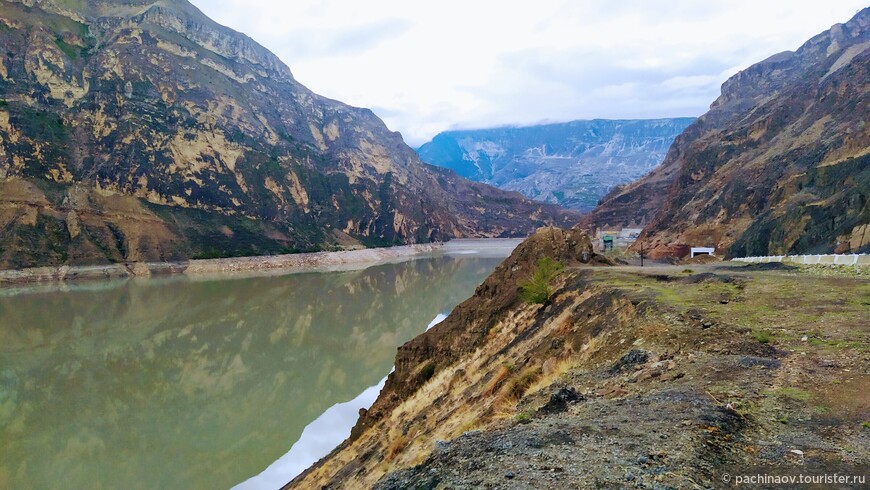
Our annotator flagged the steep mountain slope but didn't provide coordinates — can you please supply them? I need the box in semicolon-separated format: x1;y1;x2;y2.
288;229;870;488
581;9;870;258
416;118;694;212
0;0;576;268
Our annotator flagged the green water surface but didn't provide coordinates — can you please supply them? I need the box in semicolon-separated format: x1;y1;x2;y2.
0;255;503;489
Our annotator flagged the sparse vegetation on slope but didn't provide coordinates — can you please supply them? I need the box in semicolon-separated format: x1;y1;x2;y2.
0;0;576;268
582;8;870;259
518;257;564;304
288;230;869;489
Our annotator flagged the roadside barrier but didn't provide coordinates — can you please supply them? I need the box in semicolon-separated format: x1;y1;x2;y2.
732;254;869;266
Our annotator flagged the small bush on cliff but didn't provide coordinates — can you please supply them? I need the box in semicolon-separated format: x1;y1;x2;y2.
519;257;564;304
417;361;437;383
515;410;534;424
385;433;408;461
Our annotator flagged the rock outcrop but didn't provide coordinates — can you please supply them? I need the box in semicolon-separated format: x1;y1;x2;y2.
416;118;694;212
287;230;870;489
0;0;576;268
581;9;870;258
354;227;602;436
288;227;612;487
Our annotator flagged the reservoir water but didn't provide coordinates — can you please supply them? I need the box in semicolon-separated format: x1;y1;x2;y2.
0;241;516;489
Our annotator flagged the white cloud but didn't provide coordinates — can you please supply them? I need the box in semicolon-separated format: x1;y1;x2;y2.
189;0;868;146
661;75;720;92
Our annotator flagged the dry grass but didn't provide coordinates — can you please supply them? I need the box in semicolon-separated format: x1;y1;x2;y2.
385;433;409;461
526;356;580;395
488;365;550;420
504;367;543;401
298;264;870;489
491;396;523;421
483;363;514;396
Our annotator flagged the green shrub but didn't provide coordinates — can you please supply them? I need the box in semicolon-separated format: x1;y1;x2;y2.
515;410;533;424
753;330;772;344
519;257;564;304
54;37;86;60
418;361;436;383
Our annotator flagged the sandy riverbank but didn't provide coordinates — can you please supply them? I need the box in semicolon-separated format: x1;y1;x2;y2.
0;239;524;287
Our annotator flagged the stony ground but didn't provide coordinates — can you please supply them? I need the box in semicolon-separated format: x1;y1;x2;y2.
372;263;870;489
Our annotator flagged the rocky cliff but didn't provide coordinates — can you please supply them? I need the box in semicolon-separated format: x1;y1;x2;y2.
416;118;694;212
581;9;870;258
0;0;576;268
287;229;870;488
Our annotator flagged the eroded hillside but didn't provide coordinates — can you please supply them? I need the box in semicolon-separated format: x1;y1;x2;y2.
581;8;870;259
0;0;576;268
289;229;869;489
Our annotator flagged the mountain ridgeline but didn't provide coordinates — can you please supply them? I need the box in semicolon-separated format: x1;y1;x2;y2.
285;14;870;487
582;8;870;258
416;118;694;212
0;0;576;269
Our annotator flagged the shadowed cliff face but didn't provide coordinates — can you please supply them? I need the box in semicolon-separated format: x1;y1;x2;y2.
581;8;870;258
0;0;577;268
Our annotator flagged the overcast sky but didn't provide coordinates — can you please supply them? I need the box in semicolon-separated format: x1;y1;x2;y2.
189;1;867;146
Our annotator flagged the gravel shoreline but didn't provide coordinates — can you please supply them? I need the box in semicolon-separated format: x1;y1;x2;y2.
0;243;443;287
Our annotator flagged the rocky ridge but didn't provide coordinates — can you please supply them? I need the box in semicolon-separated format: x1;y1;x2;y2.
581;9;870;259
287;228;869;489
0;0;576;268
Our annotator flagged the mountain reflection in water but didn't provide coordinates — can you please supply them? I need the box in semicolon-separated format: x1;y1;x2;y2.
0;254;505;489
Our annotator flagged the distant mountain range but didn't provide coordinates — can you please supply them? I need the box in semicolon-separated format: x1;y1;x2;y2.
415;118;695;211
0;0;575;269
581;7;870;258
